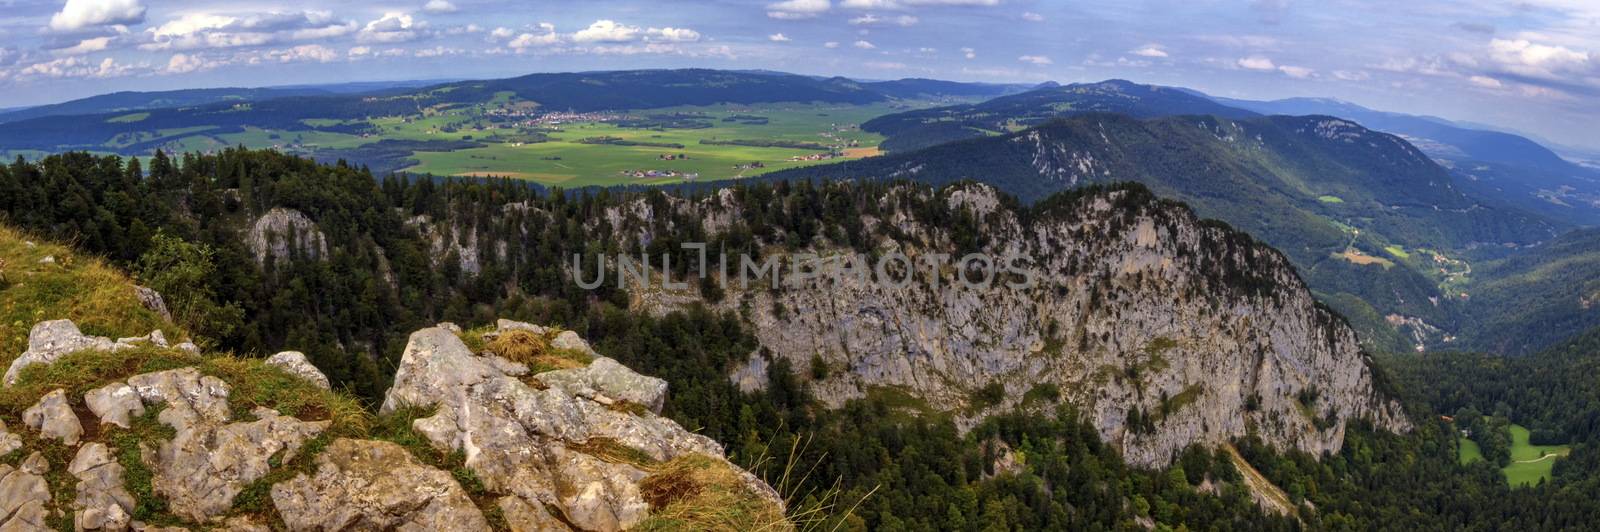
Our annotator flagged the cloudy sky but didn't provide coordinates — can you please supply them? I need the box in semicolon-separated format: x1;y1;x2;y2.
1;0;1597;149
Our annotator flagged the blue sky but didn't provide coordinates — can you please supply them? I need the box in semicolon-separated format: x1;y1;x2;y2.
1;0;1597;149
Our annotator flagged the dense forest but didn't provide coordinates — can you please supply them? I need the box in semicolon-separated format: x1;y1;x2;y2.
5;148;1600;529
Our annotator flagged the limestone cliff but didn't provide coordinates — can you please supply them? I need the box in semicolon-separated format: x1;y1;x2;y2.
623;183;1412;466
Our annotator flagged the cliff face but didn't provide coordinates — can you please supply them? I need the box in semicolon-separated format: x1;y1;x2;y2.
626;183;1411;466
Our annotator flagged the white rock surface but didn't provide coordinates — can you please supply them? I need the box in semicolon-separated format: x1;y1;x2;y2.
85;382;146;429
69;442;136;531
271;438;491;531
23;388;83;445
264;351;331;390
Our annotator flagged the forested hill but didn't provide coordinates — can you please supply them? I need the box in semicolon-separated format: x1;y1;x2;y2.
0;87;336;124
764;113;1562;353
862;79;1261;152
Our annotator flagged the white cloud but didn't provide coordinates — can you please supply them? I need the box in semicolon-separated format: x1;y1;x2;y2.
1277;65;1315;78
853;40;876;49
769;33;791;42
1018;54;1052;65
961;46;975;59
1486;38;1592;79
1236;56;1276;70
423;0;458;14
865;60;907;69
1470;75;1504;88
508;28;561;49
252;44;339;63
54;36;114;56
1331;69;1370;81
165;53;206;73
841;0;999;7
573;20;639;43
646;27;701;42
768;0;831;19
850;14;918;26
1021;11;1044;22
141;11;356;51
359;12;427;44
50;0;146;32
19;55;135;79
490;27;516;40
824;41;840;48
1130;45;1168;58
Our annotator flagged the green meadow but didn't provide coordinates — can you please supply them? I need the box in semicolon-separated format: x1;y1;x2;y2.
1458;423;1570;487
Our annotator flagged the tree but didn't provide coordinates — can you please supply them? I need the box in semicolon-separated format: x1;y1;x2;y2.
136;231;244;347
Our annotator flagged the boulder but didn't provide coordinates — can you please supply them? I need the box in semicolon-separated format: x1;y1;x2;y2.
134;286;173;322
270;438;490;531
536;357;669;414
5;320;115;385
264;351;331;390
23;388;83;445
70;442;136;531
550;330;597;356
0;458;51;531
0;420;22;456
85;382;146;429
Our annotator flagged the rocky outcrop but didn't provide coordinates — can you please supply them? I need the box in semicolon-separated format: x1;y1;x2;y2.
69;443;136;531
382;320;784;532
265;351;331;390
23;389;82;445
5;320;172;385
134;286;172;322
271;438;491;531
247;207;329;265
0;316;783;531
0;453;51;531
633;183;1411;466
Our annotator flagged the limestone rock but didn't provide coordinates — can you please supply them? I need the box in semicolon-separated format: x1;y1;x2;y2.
144;406;328;522
270;438;490;531
5;320;115;385
70;442;136;531
0;420;22;456
23;388;83;445
383;325;785;532
247;207;328;265
550;330;597;356
0;460;51;531
264;351;331;390
85;382;146;429
134;286;173;322
536;357;669;414
498;496;570;532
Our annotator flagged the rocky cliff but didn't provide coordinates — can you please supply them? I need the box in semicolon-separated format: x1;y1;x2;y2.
0;318;783;531
621;183;1411;466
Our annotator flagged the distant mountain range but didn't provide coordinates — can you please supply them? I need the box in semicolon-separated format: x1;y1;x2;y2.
862;79;1258;152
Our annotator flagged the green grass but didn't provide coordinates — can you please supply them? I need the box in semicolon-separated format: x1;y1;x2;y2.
1503;424;1570;487
1384;245;1411;259
1316;195;1345;204
107;112;150;123
1457;436;1483;465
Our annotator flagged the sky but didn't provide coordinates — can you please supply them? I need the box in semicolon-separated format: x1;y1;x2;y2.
0;0;1597;149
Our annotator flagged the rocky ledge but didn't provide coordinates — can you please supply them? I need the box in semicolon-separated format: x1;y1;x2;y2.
0;318;784;531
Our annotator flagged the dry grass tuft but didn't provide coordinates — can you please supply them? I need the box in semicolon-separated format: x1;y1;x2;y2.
636;454;792;532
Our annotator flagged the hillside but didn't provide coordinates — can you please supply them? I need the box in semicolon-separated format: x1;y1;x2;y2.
1455;228;1600;355
862;79;1260;152
765;113;1562;352
0;224;787;531
1212;95;1600;225
0;87;336;124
